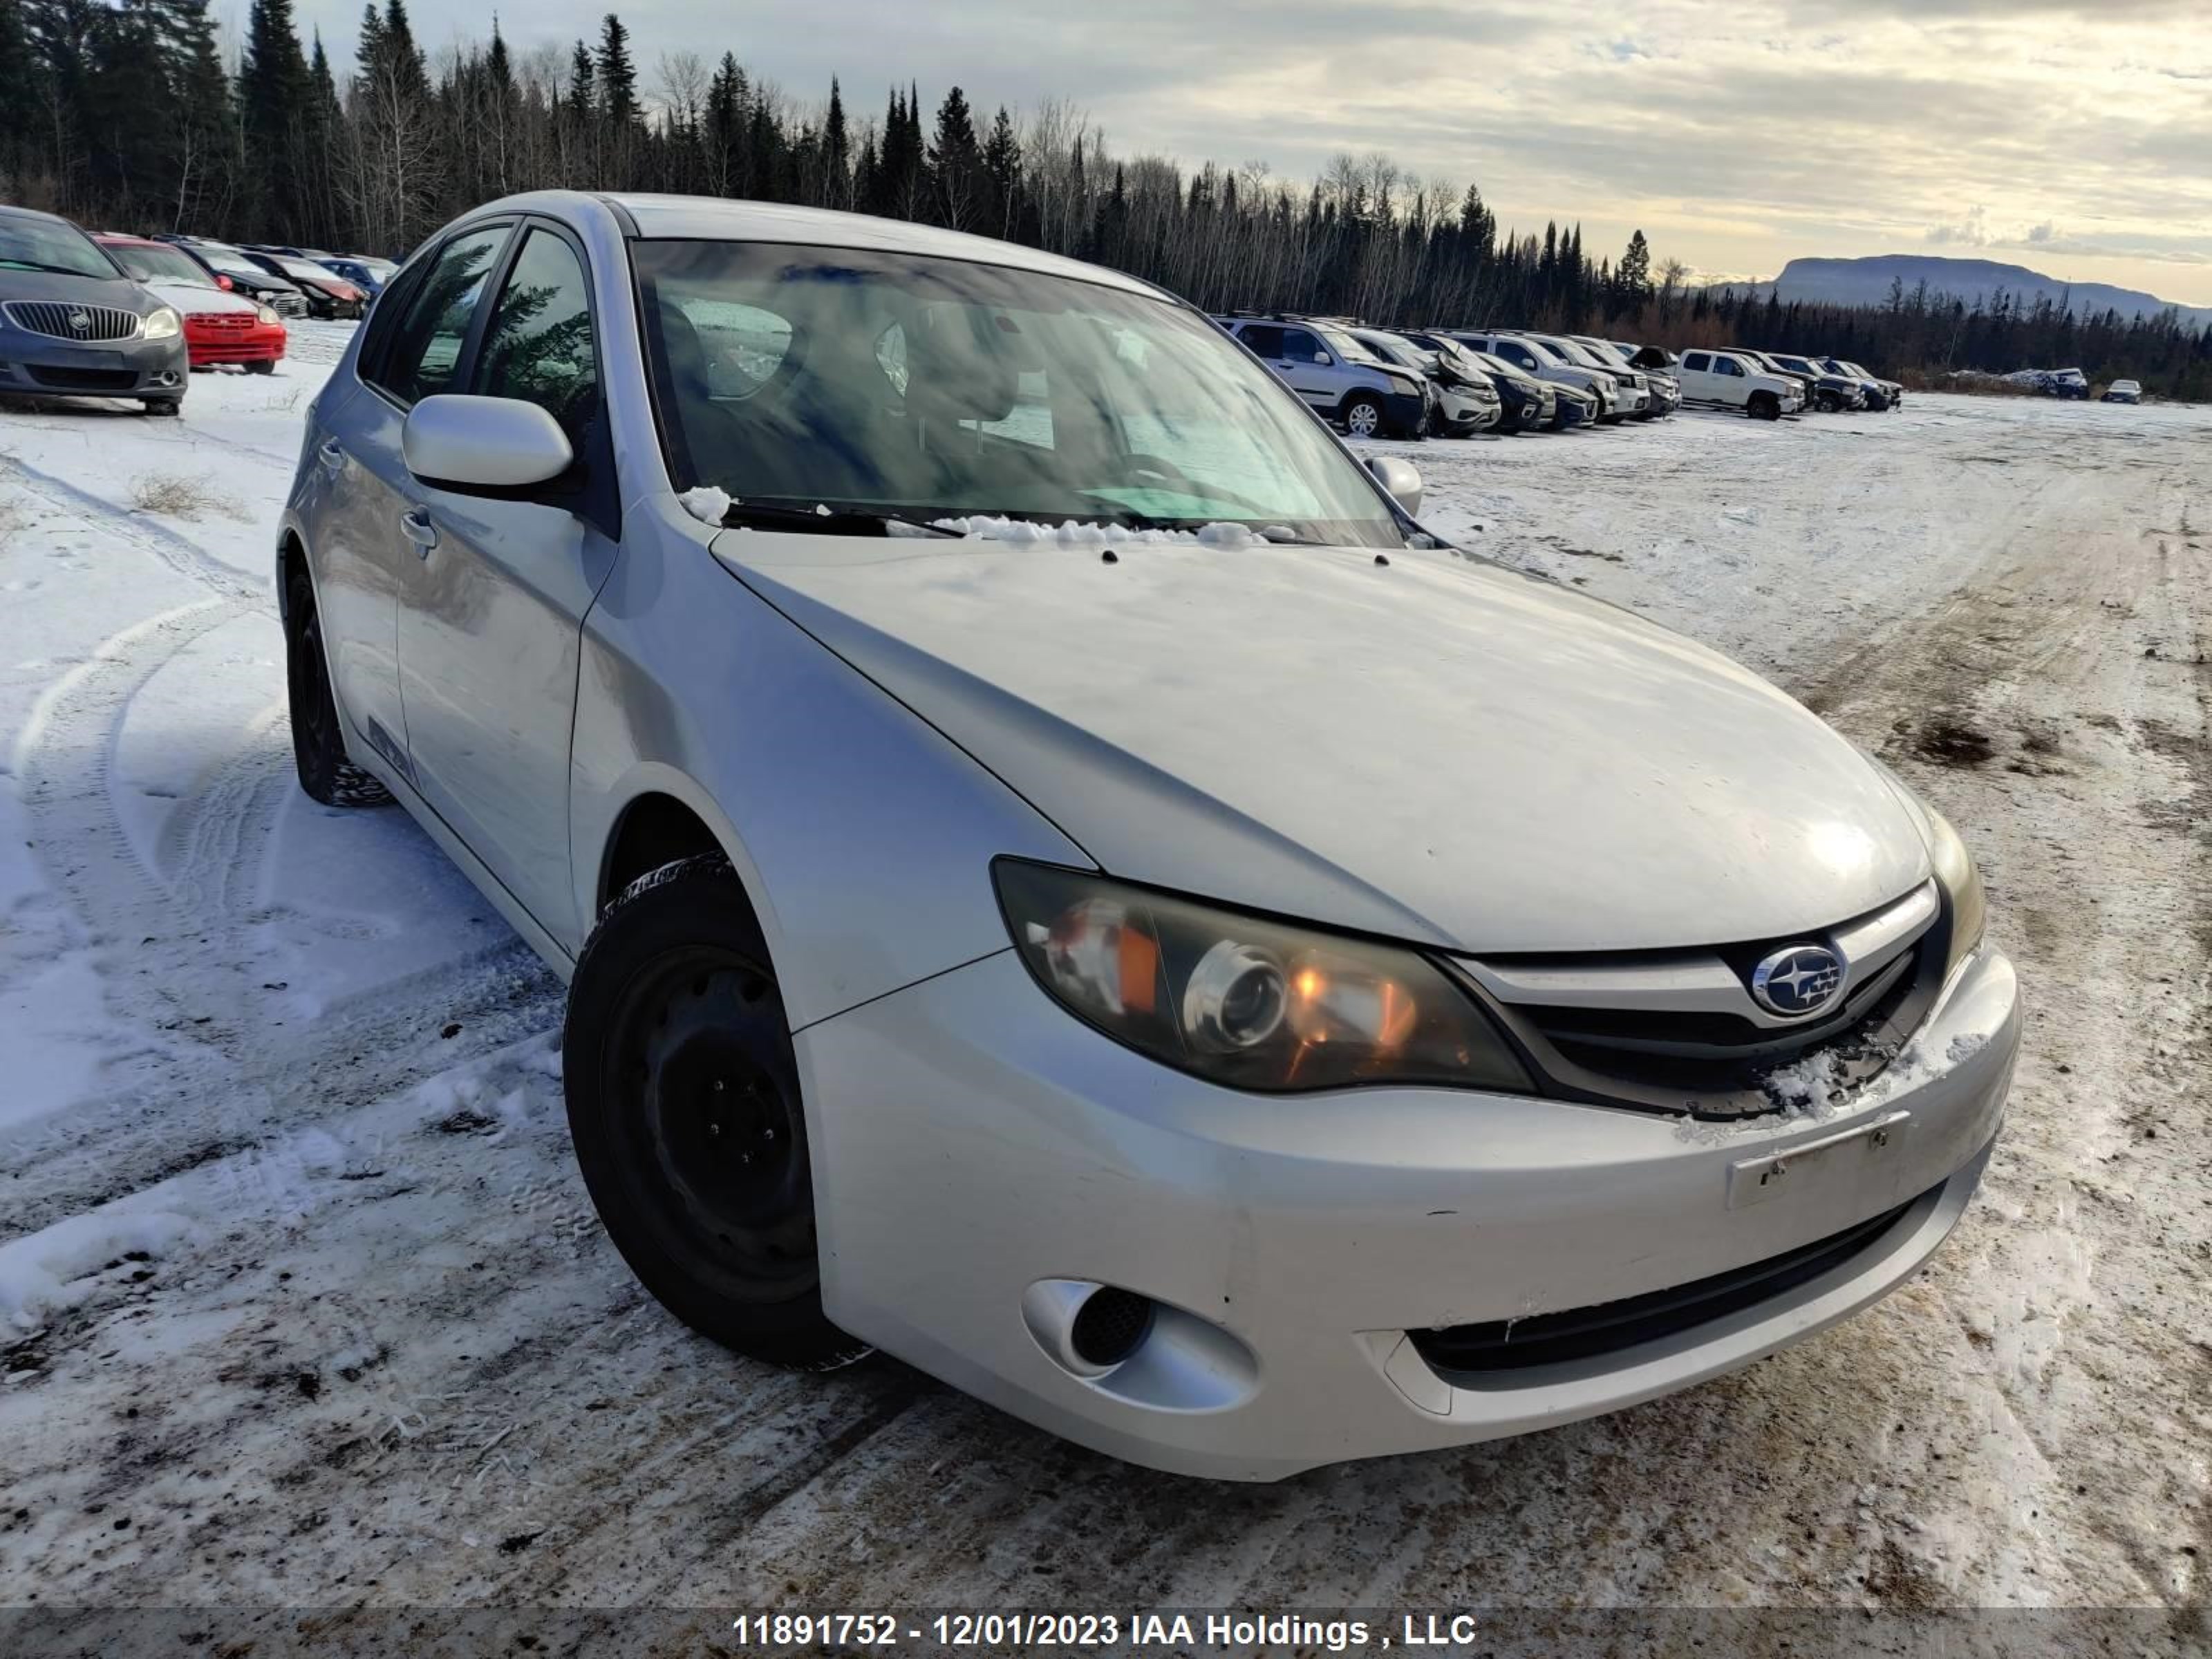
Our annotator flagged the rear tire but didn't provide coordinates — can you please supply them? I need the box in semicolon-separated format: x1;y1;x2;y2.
246;360;276;376
285;565;393;808
564;854;871;1371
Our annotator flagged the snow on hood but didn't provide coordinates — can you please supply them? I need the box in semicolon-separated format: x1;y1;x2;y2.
715;534;1931;954
141;276;259;317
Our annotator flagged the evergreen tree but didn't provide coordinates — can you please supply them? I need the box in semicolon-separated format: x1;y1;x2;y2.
928;84;982;230
982;104;1020;238
1619;228;1651;301
821;77;850;206
238;0;315;227
595;12;639;128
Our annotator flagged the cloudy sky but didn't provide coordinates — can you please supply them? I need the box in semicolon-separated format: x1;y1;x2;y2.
290;0;2212;304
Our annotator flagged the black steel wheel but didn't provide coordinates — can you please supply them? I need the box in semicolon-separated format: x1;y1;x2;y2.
564;854;870;1370
285;566;393;807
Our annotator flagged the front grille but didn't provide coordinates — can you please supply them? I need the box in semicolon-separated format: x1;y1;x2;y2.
1454;886;1949;1118
26;364;137;391
1409;1192;1923;1375
3;301;142;341
193;312;254;331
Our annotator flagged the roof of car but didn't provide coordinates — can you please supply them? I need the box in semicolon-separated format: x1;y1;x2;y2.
0;203;76;227
467;191;1168;300
93;233;165;247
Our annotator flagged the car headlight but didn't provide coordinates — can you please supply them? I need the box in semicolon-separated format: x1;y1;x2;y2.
256;304;280;326
140;306;181;340
1927;812;1987;982
994;861;1529;1094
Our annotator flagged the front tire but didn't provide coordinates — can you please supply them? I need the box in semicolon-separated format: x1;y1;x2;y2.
141;398;182;418
246;359;276;376
1341;394;1385;439
1748;391;1781;421
285;565;393;807
563;854;870;1371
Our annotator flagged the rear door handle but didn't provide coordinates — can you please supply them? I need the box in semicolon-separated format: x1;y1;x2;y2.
400;509;439;554
317;440;344;473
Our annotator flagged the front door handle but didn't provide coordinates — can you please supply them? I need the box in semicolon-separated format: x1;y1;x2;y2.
317;440;344;473
400;509;439;554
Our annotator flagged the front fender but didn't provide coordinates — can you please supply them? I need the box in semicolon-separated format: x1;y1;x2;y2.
568;498;1089;1030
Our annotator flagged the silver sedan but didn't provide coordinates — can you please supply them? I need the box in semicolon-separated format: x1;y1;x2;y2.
277;191;2018;1480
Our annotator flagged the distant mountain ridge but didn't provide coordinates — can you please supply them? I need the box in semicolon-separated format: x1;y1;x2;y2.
1748;255;2212;330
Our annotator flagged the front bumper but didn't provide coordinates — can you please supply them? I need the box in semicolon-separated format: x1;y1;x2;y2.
800;941;2019;1480
0;323;189;400
185;315;286;368
1434;389;1501;433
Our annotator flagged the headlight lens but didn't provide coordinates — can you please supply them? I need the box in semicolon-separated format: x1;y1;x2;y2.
256;304;280;326
995;861;1528;1094
140;306;181;340
1928;812;1987;982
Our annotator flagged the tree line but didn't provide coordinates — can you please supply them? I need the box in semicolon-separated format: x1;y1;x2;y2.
3;0;2204;398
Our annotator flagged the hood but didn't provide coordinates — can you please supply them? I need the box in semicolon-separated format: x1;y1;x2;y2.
717;532;1931;954
142;277;257;316
0;267;147;308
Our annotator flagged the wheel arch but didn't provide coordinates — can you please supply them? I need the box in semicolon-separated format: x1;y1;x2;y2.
583;765;774;962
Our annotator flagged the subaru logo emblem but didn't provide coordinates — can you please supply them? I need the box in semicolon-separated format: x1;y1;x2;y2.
67;310;91;332
1750;944;1844;1017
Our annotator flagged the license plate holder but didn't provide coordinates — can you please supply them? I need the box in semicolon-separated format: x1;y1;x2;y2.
1727;1109;1911;1210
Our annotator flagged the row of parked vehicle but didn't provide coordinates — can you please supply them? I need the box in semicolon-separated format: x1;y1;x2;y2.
1211;311;1902;438
0;203;391;413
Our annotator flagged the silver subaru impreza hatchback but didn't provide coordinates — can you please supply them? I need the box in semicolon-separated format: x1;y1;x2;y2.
279;191;2018;1480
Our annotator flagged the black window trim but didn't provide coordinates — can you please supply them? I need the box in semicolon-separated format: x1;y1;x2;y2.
359;216;520;412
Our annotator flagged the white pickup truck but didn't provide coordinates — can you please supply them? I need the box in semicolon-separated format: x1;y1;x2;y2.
1674;349;1806;420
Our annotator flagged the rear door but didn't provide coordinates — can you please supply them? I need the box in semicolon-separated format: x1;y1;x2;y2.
391;220;619;946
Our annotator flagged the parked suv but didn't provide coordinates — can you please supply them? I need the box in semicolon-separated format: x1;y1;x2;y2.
280;191;2016;1482
0;205;188;413
1215;312;1430;437
1759;351;1866;413
1674;348;1806;420
1821;357;1903;411
1522;332;1654;419
1349;326;1501;436
1448;331;1623;422
1400;330;1559;432
1575;336;1679;417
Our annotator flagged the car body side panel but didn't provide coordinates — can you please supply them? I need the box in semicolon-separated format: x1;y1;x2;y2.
566;496;1091;1029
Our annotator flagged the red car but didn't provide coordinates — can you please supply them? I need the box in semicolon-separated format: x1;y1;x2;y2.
95;234;288;373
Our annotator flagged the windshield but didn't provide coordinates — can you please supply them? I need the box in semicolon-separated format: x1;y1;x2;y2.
106;242;216;288
195;245;270;280
635;241;1406;549
275;256;335;283
1546;337;1610;369
1575;339;1630;368
0;215;120;279
1353;331;1428;372
1511;335;1566;366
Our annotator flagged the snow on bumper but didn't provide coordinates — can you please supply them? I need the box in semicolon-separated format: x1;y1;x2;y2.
800;945;2017;1480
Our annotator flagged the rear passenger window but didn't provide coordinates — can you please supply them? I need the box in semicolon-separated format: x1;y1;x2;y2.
1238;324;1284;358
473;229;599;444
372;226;509;405
1683;353;1709;371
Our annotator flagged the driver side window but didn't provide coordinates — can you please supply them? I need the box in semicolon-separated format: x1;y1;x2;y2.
472;228;599;445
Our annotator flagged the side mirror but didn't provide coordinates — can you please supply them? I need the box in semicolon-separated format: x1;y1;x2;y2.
1366;455;1423;518
215;274;233;290
402;394;574;491
1312;351;1333;365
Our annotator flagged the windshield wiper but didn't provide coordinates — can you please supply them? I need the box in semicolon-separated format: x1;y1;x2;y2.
718;500;963;538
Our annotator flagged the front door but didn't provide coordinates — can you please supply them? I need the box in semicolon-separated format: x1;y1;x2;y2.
391;223;619;946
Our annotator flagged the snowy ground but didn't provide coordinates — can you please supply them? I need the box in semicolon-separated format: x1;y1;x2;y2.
0;343;2206;1643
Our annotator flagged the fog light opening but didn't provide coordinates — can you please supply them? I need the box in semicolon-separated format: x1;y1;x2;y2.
1070;1286;1154;1369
